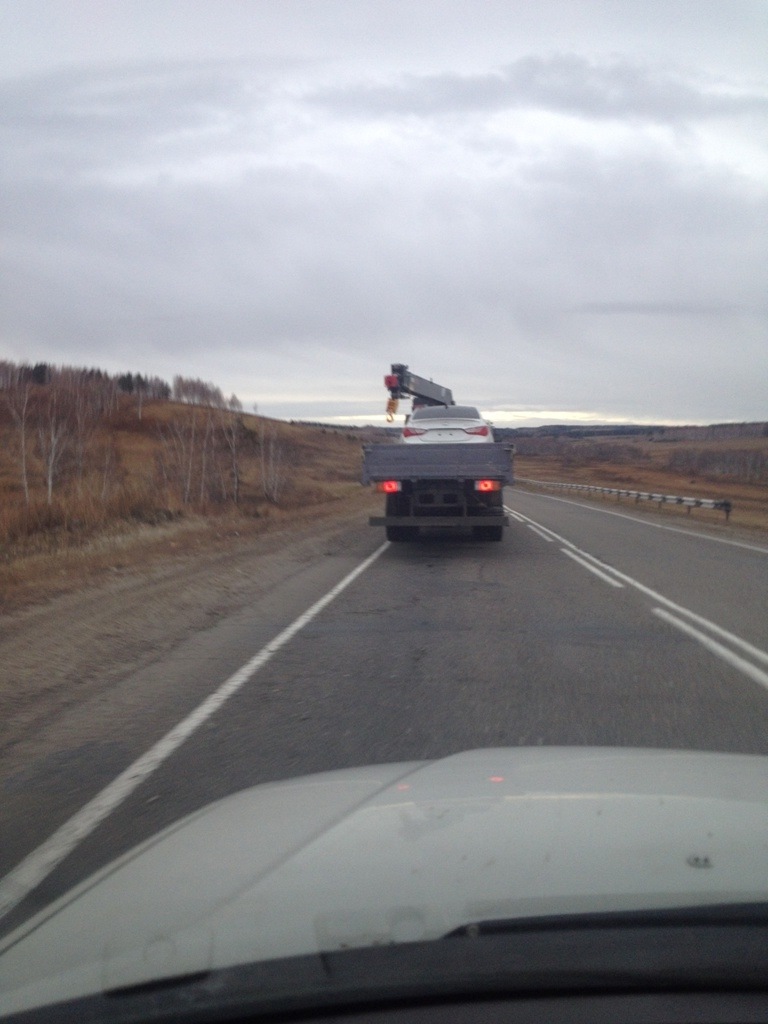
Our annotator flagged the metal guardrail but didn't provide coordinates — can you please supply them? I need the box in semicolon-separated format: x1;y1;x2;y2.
516;478;732;521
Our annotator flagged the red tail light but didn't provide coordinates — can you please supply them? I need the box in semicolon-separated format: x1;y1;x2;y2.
474;479;502;492
402;426;427;437
376;480;402;493
463;425;489;436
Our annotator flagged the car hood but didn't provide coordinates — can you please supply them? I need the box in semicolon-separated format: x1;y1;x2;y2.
2;746;768;1013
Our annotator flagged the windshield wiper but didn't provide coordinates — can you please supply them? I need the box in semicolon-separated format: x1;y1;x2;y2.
445;901;768;939
8;905;768;1023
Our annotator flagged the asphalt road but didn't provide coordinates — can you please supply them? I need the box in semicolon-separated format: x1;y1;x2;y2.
2;487;768;937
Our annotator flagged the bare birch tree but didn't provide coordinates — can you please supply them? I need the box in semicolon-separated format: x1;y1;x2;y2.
36;384;71;505
219;394;243;505
68;374;101;495
198;409;215;505
6;379;32;506
260;419;287;504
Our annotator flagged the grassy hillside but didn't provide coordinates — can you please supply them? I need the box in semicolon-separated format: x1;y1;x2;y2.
0;394;382;551
2;385;766;612
0;391;387;610
513;428;768;532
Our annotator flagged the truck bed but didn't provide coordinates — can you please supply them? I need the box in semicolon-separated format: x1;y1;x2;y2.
361;442;514;485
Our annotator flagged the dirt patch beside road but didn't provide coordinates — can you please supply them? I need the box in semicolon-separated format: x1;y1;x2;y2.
0;490;380;761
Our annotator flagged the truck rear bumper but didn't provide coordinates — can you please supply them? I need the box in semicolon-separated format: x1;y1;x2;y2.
369;514;509;528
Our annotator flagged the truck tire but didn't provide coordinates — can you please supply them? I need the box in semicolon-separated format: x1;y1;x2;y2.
385;494;417;541
386;525;418;542
473;524;504;542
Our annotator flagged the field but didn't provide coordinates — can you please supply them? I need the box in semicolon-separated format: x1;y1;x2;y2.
513;430;768;533
1;396;766;613
0;396;380;611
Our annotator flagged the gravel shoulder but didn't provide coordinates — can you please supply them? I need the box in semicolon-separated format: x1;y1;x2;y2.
0;493;379;763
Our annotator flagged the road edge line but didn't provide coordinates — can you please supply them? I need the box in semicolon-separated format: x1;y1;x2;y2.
0;541;390;924
652;608;768;692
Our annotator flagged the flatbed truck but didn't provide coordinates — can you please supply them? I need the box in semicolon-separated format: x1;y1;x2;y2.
362;365;514;541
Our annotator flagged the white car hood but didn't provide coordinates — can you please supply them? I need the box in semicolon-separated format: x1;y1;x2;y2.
2;746;768;1013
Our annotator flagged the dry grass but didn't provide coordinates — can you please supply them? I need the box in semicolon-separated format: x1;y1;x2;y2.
0;401;382;612
516;434;768;534
2;407;766;612
0;403;368;543
0;488;380;614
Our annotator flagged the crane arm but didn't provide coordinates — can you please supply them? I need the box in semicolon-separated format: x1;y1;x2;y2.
383;363;454;421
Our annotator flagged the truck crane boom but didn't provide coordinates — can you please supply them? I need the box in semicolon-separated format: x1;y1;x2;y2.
384;363;454;414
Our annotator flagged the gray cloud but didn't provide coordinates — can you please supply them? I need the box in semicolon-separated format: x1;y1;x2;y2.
1;6;766;425
310;54;768;123
0;60;281;183
573;302;764;316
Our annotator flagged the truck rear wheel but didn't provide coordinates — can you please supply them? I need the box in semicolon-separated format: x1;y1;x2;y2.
386;525;418;541
473;524;504;542
385;494;417;541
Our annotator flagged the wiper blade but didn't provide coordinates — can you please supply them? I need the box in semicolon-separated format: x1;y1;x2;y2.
9;919;768;1024
445;902;768;938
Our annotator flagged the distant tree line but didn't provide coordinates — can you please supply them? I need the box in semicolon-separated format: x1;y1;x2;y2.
499;421;768;443
496;424;656;441
0;361;171;400
171;375;226;407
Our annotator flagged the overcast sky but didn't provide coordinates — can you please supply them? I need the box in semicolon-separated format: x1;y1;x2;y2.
1;1;766;426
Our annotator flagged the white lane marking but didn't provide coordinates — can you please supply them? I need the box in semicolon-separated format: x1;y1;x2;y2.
653;608;768;692
527;524;555;542
561;549;624;588
571;548;768;670
0;542;391;924
506;505;554;540
508;507;768;682
513;489;768;555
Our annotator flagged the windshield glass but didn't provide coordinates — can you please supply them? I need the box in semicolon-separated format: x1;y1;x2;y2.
1;1;767;1018
412;406;483;420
